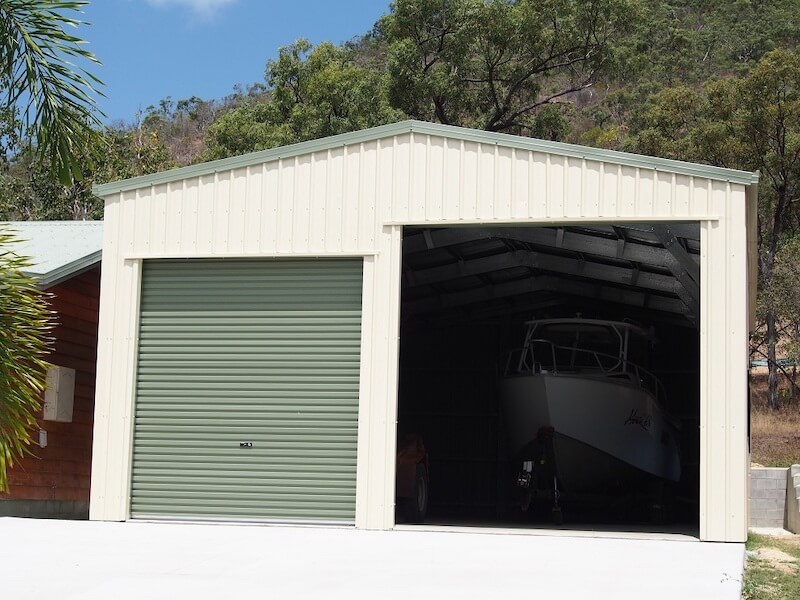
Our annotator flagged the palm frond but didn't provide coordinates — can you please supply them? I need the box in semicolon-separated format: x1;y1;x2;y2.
0;225;54;492
0;0;104;184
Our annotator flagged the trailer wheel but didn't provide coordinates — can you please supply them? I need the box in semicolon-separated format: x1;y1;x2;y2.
403;464;428;523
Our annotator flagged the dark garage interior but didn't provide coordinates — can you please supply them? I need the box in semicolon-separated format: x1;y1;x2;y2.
396;224;701;534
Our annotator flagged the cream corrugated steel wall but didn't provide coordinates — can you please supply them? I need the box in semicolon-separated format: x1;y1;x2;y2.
91;128;752;542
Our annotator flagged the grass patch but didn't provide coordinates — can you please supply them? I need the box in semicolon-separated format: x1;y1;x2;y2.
750;373;800;467
751;408;800;467
743;533;800;600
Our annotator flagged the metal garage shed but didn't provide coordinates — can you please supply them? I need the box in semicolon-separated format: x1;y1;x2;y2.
90;120;757;542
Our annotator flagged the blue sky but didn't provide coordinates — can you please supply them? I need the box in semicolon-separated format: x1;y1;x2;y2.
81;1;392;124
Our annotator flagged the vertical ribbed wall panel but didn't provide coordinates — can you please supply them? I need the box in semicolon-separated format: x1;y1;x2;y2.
113;133;740;264
130;258;363;522
92;124;755;538
386;134;736;223
354;225;404;529
699;185;750;542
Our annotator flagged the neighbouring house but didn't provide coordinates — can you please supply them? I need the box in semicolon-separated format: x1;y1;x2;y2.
89;121;757;542
0;221;102;519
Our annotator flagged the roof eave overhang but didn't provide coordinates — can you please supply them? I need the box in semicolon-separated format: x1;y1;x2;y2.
26;250;102;289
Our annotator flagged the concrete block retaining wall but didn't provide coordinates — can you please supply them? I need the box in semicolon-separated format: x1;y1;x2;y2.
788;466;800;534
750;465;800;532
750;468;787;528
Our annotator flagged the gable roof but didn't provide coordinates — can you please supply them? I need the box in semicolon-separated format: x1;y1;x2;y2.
1;221;103;288
93;120;758;197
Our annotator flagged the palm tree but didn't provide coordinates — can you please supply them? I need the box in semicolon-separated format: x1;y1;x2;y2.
0;228;53;492
0;0;103;184
0;1;101;491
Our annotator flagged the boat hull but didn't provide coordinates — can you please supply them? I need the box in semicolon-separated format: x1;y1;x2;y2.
499;373;681;491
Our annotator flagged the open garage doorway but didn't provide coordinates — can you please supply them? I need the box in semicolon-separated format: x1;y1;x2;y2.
395;224;701;537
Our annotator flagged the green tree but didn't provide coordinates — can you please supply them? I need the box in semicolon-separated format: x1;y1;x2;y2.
205;40;404;160
613;1;800;87
631;49;800;409
0;110;176;222
574;0;800;149
140;96;223;165
97;116;177;181
0;107;102;220
767;234;800;376
0;151;101;220
379;0;633;137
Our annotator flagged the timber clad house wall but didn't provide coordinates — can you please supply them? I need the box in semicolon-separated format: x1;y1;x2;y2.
1;222;102;520
1;268;99;519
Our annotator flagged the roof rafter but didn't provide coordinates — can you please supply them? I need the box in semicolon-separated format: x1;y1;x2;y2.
651;224;700;323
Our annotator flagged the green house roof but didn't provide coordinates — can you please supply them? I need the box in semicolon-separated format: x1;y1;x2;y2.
93;120;759;197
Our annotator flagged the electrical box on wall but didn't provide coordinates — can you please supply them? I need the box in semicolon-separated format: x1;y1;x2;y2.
43;365;76;422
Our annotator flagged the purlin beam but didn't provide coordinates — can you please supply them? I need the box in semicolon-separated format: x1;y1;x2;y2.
405;295;564;326
405;249;679;294
405;274;688;316
402;226;700;326
406;291;697;329
403;227;699;270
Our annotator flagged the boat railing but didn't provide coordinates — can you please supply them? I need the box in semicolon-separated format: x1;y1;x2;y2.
503;339;667;406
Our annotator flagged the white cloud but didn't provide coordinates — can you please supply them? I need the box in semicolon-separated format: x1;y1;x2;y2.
144;0;237;17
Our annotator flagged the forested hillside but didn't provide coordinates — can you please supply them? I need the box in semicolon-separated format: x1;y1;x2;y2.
3;0;800;406
4;1;798;214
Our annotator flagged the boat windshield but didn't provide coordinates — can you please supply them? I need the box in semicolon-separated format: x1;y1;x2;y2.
534;323;621;366
504;318;665;405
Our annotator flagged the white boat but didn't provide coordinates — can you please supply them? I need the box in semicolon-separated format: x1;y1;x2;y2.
499;318;681;499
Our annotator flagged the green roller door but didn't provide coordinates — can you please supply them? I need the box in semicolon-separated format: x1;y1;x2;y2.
130;258;363;522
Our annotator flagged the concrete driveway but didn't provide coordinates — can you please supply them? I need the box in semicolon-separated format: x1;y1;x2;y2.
0;517;744;599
